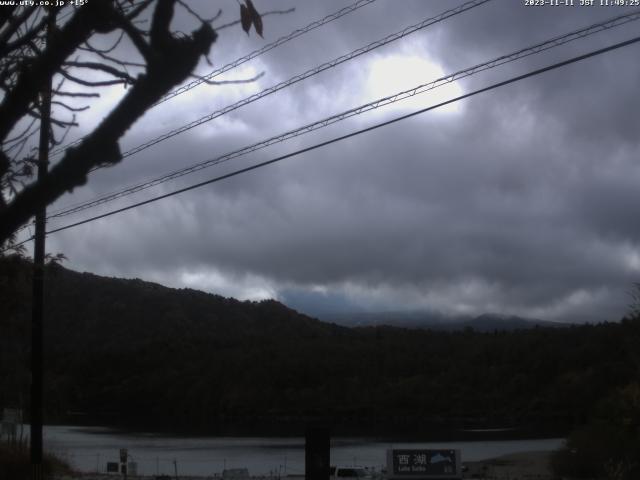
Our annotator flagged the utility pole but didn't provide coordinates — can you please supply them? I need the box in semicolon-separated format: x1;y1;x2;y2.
305;426;330;480
30;8;54;480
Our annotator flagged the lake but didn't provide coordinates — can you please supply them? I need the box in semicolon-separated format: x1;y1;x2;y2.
40;425;564;477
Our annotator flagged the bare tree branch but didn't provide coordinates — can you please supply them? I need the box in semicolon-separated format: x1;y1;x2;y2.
115;15;153;62
190;70;265;85
51;101;90;113
26;109;78;128
0;0;219;244
0;2;122;142
87;49;146;68
52;90;100;98
0;13;47;58
124;0;156;21
177;1;222;24
2;116;38;146
63;60;137;84
0;6;38;53
80;30;126;55
59;69;129;87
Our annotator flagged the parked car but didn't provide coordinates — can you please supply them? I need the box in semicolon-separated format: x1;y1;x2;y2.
330;466;369;479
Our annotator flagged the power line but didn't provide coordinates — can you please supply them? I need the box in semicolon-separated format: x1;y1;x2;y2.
4;33;635;253
154;0;378;107
43;9;640;222
49;0;491;165
116;0;491;160
9;0;492;242
42;0;491;219
49;0;377;157
43;0;493;219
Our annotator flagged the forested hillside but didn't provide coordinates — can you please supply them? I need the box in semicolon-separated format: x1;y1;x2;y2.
1;256;639;437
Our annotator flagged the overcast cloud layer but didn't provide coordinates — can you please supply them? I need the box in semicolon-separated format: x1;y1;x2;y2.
30;0;640;324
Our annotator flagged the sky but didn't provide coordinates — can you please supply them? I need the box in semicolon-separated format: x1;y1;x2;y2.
20;0;640;324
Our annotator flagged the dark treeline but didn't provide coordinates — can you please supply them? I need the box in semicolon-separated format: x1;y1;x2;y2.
1;256;639;439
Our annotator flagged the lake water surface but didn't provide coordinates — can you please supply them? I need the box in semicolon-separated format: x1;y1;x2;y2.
42;425;564;477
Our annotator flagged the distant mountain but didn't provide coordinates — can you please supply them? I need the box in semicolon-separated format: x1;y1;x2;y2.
1;256;637;438
466;313;563;331
323;311;564;331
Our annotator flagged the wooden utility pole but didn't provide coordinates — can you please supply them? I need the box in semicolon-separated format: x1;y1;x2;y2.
305;426;330;480
30;8;54;480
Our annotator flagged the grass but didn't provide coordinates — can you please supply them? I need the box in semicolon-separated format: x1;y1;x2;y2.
0;441;74;480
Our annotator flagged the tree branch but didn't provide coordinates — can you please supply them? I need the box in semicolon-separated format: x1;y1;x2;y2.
0;6;38;54
0;13;47;58
0;1;218;244
63;61;137;84
52;90;100;98
59;69;128;87
0;2;122;142
190;70;265;85
51;100;90;113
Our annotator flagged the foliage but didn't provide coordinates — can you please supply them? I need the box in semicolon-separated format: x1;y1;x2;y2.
551;382;640;479
2;258;640;438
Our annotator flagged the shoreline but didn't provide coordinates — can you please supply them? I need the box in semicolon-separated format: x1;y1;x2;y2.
462;450;554;479
52;451;556;480
44;422;567;443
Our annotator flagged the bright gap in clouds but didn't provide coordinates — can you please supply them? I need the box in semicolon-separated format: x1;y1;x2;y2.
180;270;276;302
366;54;464;114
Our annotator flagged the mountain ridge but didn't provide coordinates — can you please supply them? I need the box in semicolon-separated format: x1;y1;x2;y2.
43;260;562;332
2;256;638;437
322;310;564;331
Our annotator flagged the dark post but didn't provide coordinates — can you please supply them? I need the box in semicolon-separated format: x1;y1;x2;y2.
30;8;53;480
120;449;128;480
305;426;330;480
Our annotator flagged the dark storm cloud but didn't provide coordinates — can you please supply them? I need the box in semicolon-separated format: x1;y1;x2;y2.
42;0;640;324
